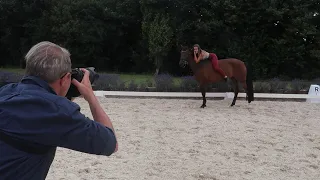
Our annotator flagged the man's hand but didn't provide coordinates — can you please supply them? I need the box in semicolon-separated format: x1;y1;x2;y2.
71;68;118;154
71;68;95;101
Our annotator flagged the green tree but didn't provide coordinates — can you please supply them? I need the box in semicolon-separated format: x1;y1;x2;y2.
0;0;319;79
142;13;173;75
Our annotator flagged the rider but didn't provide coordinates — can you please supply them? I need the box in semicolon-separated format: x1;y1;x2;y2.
193;44;228;81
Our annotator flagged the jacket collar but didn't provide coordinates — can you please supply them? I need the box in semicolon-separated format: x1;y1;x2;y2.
20;76;57;95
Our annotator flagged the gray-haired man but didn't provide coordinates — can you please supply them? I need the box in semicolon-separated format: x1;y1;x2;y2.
0;41;118;180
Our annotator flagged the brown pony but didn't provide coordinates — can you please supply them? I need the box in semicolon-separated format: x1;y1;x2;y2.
179;45;254;107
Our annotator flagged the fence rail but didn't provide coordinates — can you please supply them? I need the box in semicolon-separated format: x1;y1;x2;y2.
93;91;320;101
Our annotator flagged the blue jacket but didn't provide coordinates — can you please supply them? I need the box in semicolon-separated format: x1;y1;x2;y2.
0;76;117;180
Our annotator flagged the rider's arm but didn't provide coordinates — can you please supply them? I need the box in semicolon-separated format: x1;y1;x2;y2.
194;53;202;63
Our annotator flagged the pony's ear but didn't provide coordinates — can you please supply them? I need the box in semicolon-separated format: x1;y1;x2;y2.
189;44;194;51
180;45;189;51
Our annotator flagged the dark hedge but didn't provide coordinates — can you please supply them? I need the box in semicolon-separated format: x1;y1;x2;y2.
0;70;318;94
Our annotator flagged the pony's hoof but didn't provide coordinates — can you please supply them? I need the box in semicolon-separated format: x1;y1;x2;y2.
230;103;235;107
200;105;206;108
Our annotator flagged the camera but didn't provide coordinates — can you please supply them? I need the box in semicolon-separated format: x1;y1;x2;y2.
65;67;99;100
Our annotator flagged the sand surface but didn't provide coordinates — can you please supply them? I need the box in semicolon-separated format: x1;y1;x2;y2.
46;97;320;180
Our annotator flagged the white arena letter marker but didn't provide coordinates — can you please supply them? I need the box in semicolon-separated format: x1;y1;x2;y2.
306;84;320;103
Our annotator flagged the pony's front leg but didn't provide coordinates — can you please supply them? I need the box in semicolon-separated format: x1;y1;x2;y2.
230;78;239;106
200;85;207;108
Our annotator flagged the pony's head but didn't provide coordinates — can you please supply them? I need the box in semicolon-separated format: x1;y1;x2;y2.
179;45;192;68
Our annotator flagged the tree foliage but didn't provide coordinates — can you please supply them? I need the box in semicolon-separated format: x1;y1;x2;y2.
0;0;319;80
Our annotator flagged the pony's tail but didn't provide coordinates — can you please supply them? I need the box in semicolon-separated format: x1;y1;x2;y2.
246;62;254;103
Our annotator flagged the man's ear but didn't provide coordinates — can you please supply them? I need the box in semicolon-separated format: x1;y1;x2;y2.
61;73;71;85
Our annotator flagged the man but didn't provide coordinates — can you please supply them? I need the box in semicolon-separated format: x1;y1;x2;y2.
0;41;118;180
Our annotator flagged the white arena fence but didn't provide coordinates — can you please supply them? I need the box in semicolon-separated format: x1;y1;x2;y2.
92;84;320;103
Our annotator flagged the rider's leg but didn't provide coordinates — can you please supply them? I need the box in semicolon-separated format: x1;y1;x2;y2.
210;53;228;81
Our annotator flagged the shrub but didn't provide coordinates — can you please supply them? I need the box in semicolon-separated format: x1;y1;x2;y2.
254;81;271;93
154;73;175;92
145;79;154;87
139;81;148;91
93;73;124;91
2;69;311;94
0;71;24;83
288;79;310;93
268;78;288;93
127;80;138;91
179;76;198;92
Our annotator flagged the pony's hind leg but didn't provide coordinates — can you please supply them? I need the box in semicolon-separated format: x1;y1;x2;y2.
240;81;248;100
200;85;207;108
240;80;250;103
230;78;239;106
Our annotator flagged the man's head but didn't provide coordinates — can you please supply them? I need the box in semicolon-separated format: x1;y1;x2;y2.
24;41;72;97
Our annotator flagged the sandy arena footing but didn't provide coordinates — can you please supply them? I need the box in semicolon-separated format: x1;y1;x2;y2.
46;97;320;180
